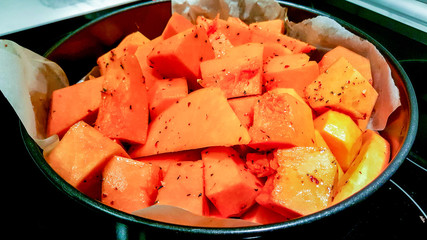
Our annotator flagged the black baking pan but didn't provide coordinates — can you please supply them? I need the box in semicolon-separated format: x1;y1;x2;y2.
20;0;418;238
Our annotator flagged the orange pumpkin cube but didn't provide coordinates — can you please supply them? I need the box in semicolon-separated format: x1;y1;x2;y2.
249;19;285;34
147;25;215;90
262;42;292;63
128;87;250;158
202;147;262;217
228;95;259;129
199;43;264;98
319;46;372;84
305;57;378;120
45;121;129;199
162;12;194;39
101;156;161;213
155;160;208;216
314;110;363;172
95;53;149;145
333;130;390;203
97;31;150;75
147;77;188;120
248;90;315;150
250;24;315;53
47;77;104;138
256;147;338;217
263;54;319;96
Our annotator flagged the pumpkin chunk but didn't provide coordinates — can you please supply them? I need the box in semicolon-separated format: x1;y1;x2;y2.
155;160;208;216
101;156;161;213
228;95;259;129
136;149;202;175
47;77;103;138
202;147;262;217
147;77;188;120
262;42;292;63
147;25;215;90
305;57;378;120
162;12;194;39
249;19;285;34
319;46;372;84
314;110;363;172
250;25;315;53
248;90;315;150
199;43;264;98
215;18;252;46
95;52;149;144
45;121;129;199
256;147;338;217
128;87;250;158
134;37;163;89
97;31;150;75
333;130;390;203
263;54;319;96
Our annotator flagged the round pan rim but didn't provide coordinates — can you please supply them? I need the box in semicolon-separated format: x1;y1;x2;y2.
21;0;418;236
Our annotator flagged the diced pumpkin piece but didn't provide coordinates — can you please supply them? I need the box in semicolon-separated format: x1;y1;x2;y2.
263;54;319;96
256;147;338;217
95;53;149;144
245;152;277;178
314;110;363;172
228;95;259;129
209;31;234;58
196;15;213;32
134;37;163;89
319;46;373;84
333;130;390;203
250;25;315;53
215;18;252;46
101;156;161;213
136;149;202;175
47;77;103;138
162;12;194;39
241;204;288;225
202;147;262;217
248;91;315;151
314;129;330;151
227;17;249;27
128;87;251;158
380;107;407;158
155;160;208;216
304;57;378;120
249;19;285;34
265;52;310;66
147;77;188;120
355;114;371;131
199;43;264;98
45;121;129;199
267;88;309;107
314;129;344;180
262;42;292;63
97;31;150;75
147;25;215;90
199;16;248;51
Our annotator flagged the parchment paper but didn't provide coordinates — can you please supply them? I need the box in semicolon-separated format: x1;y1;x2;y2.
133;205;259;227
0;40;68;149
172;0;287;24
